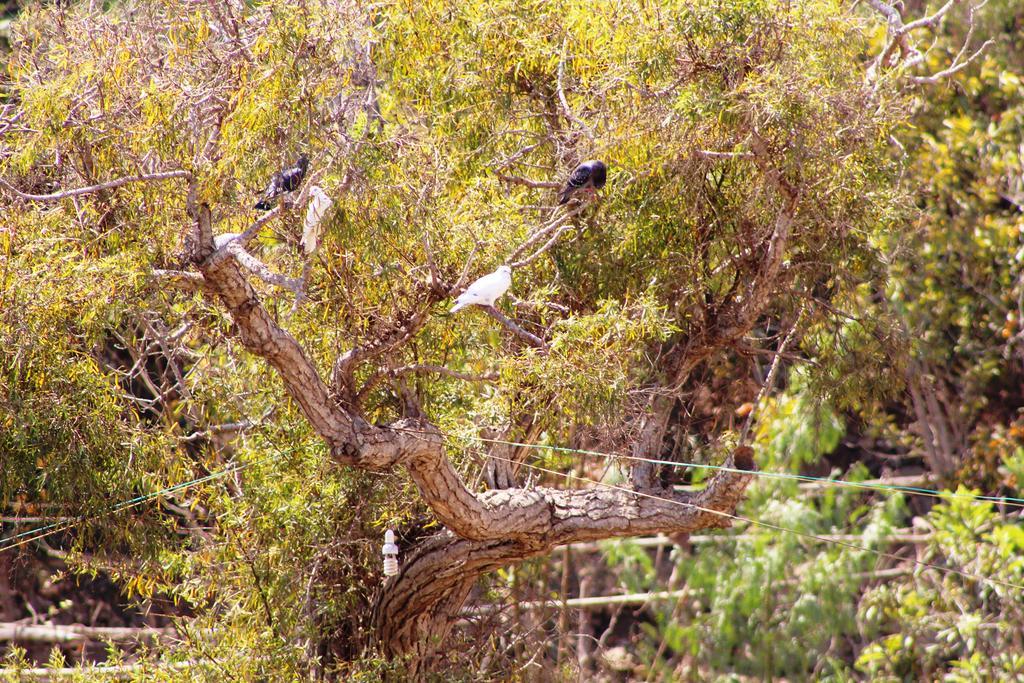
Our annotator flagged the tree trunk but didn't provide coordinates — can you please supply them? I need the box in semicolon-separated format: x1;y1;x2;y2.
372;447;755;668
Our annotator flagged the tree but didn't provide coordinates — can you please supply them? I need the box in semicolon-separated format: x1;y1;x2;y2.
0;0;970;676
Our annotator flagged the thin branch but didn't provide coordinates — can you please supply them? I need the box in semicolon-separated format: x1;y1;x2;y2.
490;140;544;172
421;232;442;290
739;312;802;445
331;296;443;398
0;517;74;524
357;363;498;402
672;473;937;494
907;39;994;84
562;530;930;552
220;206;281;254
866;0;994;85
796;473;936;493
508;223;576;269
696;149;754;159
0;170;191;202
904;0;959;32
483;306;547;349
507;202;587;264
178;419;256;442
495;173;561;189
0;661;194;680
462;567;917;616
556;38;594;142
0;623;174;644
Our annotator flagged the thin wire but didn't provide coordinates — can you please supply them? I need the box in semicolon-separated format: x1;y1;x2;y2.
0;451;285;554
473;436;1024;510
486;452;1024;593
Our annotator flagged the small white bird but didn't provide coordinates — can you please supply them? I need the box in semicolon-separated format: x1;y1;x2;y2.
450;265;513;313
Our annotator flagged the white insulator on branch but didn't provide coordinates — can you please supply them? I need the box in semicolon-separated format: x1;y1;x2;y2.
382;529;399;577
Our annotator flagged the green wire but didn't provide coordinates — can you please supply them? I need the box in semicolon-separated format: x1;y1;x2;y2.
6;432;1022;554
473;436;1024;508
0;450;287;552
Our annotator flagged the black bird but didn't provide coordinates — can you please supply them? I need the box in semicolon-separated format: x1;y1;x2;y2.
558;159;607;205
254;154;310;211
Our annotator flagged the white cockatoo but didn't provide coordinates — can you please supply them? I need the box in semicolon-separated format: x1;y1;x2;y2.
302;186;333;255
450;265;513;313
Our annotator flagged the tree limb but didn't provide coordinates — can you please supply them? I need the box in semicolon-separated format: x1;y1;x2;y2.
373;447;754;659
194;226;751;547
357;364;498;402
0;170;191;202
0;623;173;644
482;306;547;349
151;269;209;292
866;0;994;85
224;243;304;293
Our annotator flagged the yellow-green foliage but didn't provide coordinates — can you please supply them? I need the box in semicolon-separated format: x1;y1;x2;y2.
0;0;918;678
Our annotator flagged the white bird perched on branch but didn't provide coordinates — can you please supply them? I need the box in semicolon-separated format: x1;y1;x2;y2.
301;186;333;255
450;265;512;313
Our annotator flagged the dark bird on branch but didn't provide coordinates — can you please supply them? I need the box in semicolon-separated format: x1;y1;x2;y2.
254;154;309;211
558;160;607;205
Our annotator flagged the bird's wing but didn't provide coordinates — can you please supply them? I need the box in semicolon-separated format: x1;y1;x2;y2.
559;165;594;203
281;164;308;192
255;173;285;207
465;271;505;298
268;172;286;196
565;164;593;190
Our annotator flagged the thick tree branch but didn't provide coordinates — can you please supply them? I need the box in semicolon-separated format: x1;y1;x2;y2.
629;396;674;489
151;269;209;292
373;447;755;659
195;234;752;556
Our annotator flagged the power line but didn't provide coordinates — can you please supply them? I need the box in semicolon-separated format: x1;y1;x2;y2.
485;452;1024;593
473;436;1024;509
0;451;287;554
